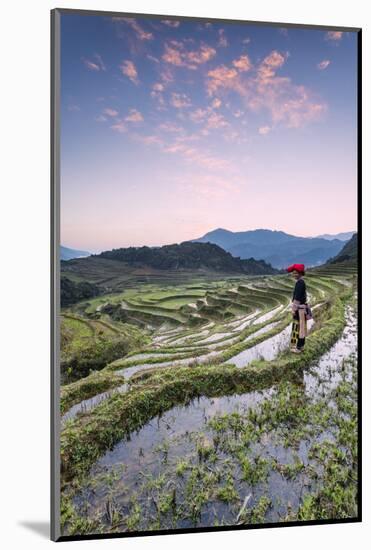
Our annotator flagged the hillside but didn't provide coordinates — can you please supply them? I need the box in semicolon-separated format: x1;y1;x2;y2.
61;277;101;308
328;233;357;264
94;242;278;274
193;228;346;268
60;242;278;305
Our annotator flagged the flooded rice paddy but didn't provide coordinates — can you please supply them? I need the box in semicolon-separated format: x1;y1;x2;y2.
66;306;357;533
61;269;358;535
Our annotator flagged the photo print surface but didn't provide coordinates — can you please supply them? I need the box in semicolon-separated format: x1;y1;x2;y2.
52;9;361;541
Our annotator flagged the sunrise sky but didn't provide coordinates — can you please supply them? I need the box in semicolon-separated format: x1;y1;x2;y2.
60;13;358;253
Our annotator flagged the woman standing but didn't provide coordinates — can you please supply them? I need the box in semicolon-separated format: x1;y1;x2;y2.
287;263;308;353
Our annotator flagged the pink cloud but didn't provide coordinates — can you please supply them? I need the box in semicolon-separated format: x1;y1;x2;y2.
160;68;174;84
150;83;166;108
175;133;201;143
126;124;234;174
152;83;165;92
187;44;217;65
158;122;183;133
190;108;209;123
232;54;252;72
83;60;100;71
175;172;243;199
82;54;106;72
162;41;216;69
162;19;180;27
120;60;139;84
147;54;160;63
205;49;326;130
150;70;175;110
110;121;127;133
211;98;222;109
103;108;119;117
132;129;232;171
317;59;331;70
171;93;192;108
108;108;143;132
206;112;229;129
258;50;288;80
116;17;153;40
125;109;144;122
132;134;164;146
264;50;287;67
258;125;271;135
222;129;248;144
325;31;343;41
162;43;183;66
250;76;327;129
172;141;231;170
218;29;228;48
163;142;187;154
206;65;240;96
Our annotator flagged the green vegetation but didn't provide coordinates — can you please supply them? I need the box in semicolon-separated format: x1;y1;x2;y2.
61;347;357;534
61;276;101;308
60;289;350;483
58;262;358;535
95;241;278;274
61;371;125;416
61;314;145;383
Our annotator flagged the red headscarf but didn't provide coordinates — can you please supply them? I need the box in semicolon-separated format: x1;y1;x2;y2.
287;263;305;274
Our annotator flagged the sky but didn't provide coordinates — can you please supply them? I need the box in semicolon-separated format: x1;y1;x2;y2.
60;13;358;253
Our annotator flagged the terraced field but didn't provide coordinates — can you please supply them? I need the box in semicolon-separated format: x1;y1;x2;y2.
60;263;358;536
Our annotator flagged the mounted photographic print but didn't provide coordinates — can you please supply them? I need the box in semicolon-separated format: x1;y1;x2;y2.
51;8;361;541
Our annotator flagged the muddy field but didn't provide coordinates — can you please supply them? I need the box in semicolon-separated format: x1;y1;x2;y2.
59;262;358;535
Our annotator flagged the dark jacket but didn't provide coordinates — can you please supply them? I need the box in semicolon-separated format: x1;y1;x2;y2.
293;278;307;305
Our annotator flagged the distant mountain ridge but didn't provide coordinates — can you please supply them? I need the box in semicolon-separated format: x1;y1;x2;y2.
192;228;347;269
94;242;278;275
316;231;356;242
61;245;90;261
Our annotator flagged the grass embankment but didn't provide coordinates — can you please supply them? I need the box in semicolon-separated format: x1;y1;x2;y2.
61;289;351;487
61;315;146;383
60;305;284;420
61;371;125;416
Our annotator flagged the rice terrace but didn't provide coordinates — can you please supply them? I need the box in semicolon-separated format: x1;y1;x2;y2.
59;238;358;536
54;12;360;539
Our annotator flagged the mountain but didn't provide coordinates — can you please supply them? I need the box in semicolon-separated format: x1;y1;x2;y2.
61;245;90;261
328;233;357;264
94;242;278;275
316;231;356;242
196;228;291;249
192;228;346;269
